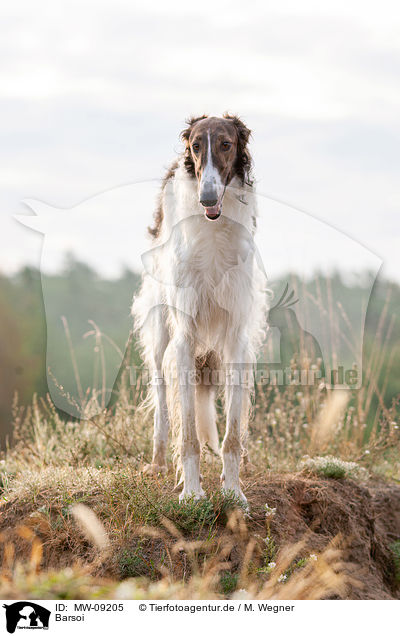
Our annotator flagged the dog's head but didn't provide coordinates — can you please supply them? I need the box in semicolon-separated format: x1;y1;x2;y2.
181;114;252;220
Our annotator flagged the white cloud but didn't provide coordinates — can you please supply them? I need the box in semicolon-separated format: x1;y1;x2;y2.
0;0;399;279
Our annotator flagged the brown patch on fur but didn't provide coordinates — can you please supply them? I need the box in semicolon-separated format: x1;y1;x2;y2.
181;115;208;177
195;350;221;386
181;114;253;189
222;112;252;185
195;350;220;371
222;424;242;455
181;437;201;457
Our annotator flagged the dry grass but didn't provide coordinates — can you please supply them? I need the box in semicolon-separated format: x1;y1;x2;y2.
0;289;399;600
250;381;400;478
0;470;363;601
0;426;399;600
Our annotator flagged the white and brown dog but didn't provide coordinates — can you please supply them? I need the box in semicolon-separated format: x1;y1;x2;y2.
132;114;268;503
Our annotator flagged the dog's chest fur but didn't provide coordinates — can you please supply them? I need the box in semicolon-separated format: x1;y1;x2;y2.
161;170;257;351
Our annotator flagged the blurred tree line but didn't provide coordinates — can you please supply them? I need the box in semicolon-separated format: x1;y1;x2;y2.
0;258;141;444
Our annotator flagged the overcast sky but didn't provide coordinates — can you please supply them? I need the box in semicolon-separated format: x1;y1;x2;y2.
1;0;399;281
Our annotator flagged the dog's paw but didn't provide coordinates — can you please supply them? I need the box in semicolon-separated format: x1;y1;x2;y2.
222;487;248;506
142;463;167;476
179;486;206;503
220;474;248;508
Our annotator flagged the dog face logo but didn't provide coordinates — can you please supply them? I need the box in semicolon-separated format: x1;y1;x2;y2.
3;602;50;633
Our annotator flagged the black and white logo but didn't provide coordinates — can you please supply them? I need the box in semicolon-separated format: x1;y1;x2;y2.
3;602;50;633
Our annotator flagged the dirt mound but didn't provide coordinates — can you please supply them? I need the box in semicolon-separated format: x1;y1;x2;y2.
1;471;400;599
242;473;400;599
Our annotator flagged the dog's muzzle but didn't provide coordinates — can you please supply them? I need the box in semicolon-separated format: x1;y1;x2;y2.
200;194;222;220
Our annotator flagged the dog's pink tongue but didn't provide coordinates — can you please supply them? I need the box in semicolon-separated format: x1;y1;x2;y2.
205;205;219;219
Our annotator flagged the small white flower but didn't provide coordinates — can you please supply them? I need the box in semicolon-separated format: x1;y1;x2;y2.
364;450;370;455
268;561;276;569
265;503;277;519
309;554;317;561
232;589;250;600
278;574;287;582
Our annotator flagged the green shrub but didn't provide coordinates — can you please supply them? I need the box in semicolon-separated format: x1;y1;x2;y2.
298;455;369;480
219;572;238;596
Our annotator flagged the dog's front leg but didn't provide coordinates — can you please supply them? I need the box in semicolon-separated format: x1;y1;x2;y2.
221;343;248;505
175;335;205;501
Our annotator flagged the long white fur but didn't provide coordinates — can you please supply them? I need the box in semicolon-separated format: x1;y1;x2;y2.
132;158;268;503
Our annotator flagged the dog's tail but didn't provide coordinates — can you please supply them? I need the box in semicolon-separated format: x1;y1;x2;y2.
195;383;220;457
195;351;221;459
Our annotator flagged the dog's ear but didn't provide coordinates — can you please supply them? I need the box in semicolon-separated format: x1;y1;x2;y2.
180;115;207;177
181;115;208;144
223;113;252;184
224;113;251;146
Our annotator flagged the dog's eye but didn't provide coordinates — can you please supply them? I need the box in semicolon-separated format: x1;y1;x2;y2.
222;141;232;151
192;143;200;153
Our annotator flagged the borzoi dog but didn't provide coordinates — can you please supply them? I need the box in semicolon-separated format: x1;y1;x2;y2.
132;114;268;503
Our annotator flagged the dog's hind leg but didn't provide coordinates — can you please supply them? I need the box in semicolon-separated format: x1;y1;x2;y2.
221;378;247;503
175;334;205;501
221;338;250;504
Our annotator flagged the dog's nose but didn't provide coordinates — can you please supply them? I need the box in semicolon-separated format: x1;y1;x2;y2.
200;197;218;208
